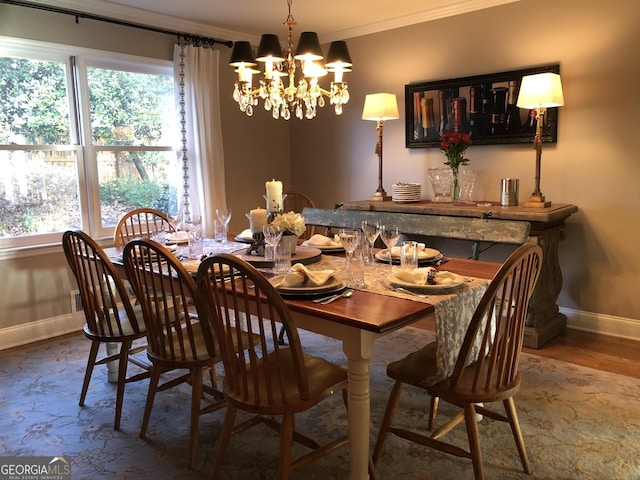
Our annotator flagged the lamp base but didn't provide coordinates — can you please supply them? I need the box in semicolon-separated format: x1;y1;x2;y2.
522;195;551;208
369;190;391;202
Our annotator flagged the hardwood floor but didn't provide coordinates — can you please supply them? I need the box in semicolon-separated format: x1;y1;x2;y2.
413;317;640;380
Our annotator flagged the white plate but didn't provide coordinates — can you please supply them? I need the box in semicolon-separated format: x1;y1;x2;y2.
269;275;346;295
376;247;442;262
301;241;344;252
165;232;189;244
234;235;254;243
388;272;465;291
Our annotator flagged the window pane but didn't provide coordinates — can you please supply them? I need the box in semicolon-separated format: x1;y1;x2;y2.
87;67;175;147
0;149;80;237
0;56;71;145
97;150;179;228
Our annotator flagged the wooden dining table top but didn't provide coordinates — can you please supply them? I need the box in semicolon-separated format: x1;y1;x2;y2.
278;257;500;334
107;242;500;335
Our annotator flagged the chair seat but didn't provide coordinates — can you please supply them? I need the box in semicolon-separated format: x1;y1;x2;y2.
148;320;216;367
226;349;348;415
386;341;438;386
83;304;147;341
433;369;522;404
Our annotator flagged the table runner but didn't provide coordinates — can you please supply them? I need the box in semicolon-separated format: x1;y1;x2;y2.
300;255;489;383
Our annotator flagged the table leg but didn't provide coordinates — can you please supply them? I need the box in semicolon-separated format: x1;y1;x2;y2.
342;330;377;480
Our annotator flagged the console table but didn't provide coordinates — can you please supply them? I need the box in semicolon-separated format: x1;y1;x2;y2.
342;200;578;348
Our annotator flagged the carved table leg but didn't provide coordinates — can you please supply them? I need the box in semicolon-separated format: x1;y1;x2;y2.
524;224;567;348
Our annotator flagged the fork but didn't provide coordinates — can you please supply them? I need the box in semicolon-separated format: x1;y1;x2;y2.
389;285;429;299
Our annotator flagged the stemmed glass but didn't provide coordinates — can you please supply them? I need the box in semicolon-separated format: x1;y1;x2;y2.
216;208;232;244
339;229;362;282
185;214;203;258
263;224;283;261
361;220;380;264
380;225;401;269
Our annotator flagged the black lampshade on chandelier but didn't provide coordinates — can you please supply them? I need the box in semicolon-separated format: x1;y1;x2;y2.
229;0;352;120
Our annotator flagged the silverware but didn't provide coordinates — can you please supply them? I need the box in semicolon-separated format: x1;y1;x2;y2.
315;289;354;305
389;286;428;299
313;292;339;303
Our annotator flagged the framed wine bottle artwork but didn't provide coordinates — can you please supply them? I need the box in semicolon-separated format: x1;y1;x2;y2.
405;64;560;148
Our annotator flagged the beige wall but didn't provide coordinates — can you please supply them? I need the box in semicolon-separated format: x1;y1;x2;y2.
291;0;640;328
1;0;639;345
0;3;286;337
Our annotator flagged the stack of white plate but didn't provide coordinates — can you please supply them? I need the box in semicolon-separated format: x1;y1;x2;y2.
392;182;421;202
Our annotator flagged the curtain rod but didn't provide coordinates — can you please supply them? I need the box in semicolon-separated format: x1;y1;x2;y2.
0;0;234;48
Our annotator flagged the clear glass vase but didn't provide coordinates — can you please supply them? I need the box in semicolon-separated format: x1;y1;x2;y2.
451;168;461;201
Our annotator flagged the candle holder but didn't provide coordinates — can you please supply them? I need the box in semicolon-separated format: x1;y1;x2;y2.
264;193;288;219
245;232;266;257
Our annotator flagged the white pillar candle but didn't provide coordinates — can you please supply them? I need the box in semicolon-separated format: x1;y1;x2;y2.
248;208;268;234
265;179;283;212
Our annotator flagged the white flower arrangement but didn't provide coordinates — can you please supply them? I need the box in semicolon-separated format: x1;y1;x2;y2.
270;211;306;237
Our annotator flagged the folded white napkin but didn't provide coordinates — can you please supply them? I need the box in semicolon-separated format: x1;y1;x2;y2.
166;231;189;242
392;266;457;285
305;234;342;248
239;228;253;239
280;263;335;287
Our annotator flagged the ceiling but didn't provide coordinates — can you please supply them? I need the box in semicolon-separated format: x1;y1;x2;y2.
28;0;519;43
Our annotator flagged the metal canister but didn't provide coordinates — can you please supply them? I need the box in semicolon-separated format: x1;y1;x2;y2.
501;178;519;206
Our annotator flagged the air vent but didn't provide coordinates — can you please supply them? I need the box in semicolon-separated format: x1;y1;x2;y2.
70;290;83;312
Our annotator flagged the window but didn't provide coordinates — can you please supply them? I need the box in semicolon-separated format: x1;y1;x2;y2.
0;37;178;249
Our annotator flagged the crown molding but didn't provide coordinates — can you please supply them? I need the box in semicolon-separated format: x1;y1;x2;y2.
13;0;259;44
323;0;520;42
17;0;519;45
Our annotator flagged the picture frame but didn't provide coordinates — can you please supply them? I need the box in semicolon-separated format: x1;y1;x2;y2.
405;64;560;148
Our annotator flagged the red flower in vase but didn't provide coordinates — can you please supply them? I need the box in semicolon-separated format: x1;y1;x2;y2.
439;132;472;171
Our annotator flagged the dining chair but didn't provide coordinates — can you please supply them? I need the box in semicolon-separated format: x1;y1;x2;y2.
121;237;227;469
113;207;175;248
283;191;316;241
62;230;150;430
372;243;543;480
196;253;350;479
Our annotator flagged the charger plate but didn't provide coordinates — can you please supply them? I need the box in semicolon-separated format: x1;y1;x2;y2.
269;275;345;296
232;246;322;268
388;272;465;292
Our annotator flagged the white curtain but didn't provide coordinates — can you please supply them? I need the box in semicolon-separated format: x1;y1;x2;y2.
173;44;226;238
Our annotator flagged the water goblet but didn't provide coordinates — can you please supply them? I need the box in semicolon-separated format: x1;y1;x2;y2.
380;225;401;269
263;224;283;261
339;229;362;284
361;220;380;264
216;208;232;244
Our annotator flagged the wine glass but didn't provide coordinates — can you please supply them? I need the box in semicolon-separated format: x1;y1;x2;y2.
361;220;380;264
185;214;203;258
380;225;401;269
263;224;283;261
216;208;232;244
339;229;362;282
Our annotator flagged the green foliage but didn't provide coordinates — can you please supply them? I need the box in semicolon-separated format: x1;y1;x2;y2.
100;177;176;211
0;57;70;144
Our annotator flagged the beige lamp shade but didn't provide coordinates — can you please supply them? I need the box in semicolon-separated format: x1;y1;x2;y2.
362;93;399;121
516;72;565;109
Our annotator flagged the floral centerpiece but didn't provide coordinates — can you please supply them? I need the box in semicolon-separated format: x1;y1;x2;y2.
440;132;472;201
270;211;307;237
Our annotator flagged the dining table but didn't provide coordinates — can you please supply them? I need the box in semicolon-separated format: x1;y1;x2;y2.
107;237;501;480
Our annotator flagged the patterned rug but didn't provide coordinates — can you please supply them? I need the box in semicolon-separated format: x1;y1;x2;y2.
1;327;639;479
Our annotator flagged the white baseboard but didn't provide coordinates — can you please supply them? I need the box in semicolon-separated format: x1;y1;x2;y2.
1;308;638;352
0;313;84;351
561;307;640;341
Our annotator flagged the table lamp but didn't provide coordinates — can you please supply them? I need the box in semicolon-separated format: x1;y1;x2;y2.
516;72;564;208
362;93;399;202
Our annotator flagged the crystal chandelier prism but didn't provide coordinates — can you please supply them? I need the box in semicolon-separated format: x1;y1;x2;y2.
229;0;352;120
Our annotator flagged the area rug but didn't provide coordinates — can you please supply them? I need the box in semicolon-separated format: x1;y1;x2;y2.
0;327;639;479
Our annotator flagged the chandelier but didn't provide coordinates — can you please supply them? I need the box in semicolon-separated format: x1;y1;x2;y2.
229;0;352;120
